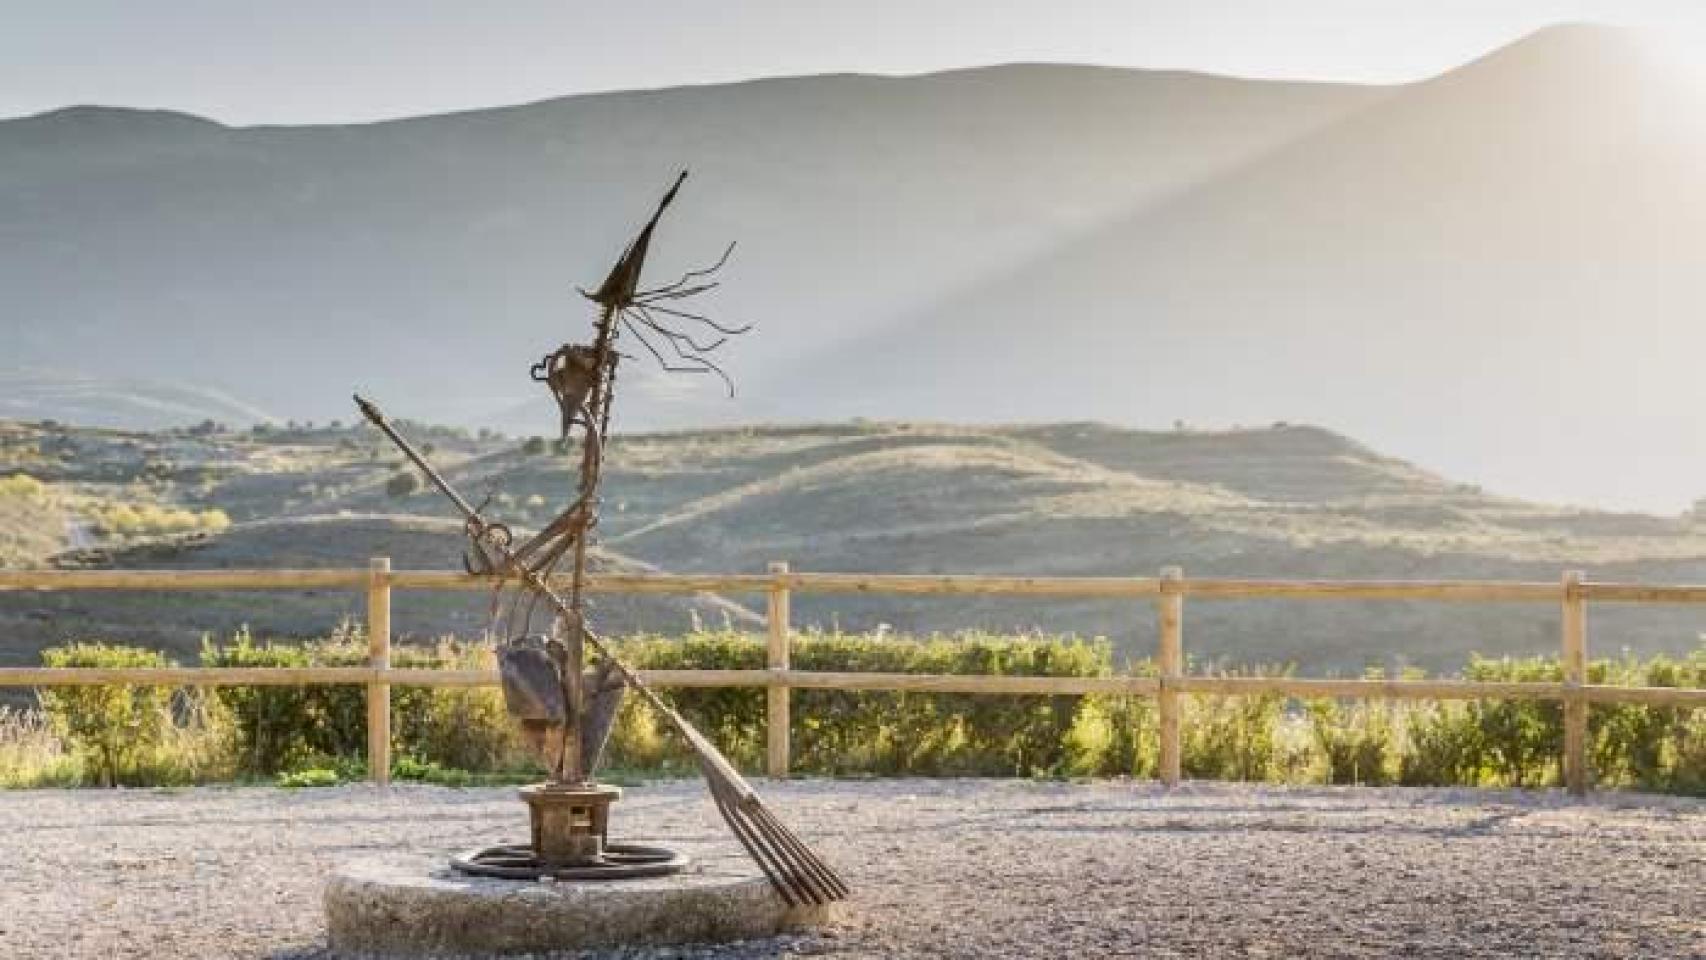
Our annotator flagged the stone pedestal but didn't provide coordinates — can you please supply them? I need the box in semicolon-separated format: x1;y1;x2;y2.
324;854;837;956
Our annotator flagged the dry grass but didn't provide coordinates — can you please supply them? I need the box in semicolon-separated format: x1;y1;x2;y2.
0;472;68;568
0;706;78;787
1;690;238;788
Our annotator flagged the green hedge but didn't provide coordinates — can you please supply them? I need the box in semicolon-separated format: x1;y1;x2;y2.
1388;654;1706;793
199;627;520;776
37;643;173;786
23;632;1706;794
611;632;1121;776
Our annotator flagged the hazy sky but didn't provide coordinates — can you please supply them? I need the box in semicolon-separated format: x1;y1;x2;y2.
8;1;1706;124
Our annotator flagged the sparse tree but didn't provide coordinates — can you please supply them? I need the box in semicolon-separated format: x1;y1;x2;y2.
386;471;421;498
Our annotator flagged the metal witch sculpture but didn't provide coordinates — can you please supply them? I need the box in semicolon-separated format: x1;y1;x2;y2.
355;172;847;907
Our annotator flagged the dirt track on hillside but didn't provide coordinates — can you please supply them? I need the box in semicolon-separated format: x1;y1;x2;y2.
0;780;1699;958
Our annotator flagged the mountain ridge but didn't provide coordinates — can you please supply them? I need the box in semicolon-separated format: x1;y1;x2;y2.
775;22;1706;510
0;58;1386;428
2;60;1383;130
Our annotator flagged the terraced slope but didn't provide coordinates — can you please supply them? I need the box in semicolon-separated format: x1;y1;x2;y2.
3;418;1703;672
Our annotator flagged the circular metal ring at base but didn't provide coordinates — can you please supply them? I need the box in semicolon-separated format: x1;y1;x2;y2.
450;842;689;881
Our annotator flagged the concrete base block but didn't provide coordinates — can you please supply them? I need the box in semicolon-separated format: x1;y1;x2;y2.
324;854;835;956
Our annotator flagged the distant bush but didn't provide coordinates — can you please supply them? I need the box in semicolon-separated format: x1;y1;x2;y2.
521;437;548;456
0;473;45;498
385;471;421;498
85;502;230;538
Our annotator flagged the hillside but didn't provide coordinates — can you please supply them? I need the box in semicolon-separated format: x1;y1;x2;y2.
2;416;1702;674
0;368;277;429
0;63;1380;433
783;24;1706;510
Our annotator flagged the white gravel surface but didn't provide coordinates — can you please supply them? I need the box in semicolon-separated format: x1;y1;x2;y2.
0;779;1701;959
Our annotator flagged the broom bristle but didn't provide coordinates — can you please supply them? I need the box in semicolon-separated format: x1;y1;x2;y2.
706;770;849;906
652;688;848;905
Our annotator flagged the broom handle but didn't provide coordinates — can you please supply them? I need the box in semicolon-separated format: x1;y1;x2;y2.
356;394;757;801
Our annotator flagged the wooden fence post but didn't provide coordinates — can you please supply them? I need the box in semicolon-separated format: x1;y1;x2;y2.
1158;566;1184;787
766;561;792;778
368;557;392;788
1561;569;1588;796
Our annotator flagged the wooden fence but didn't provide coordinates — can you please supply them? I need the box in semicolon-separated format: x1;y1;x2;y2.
2;561;1704;795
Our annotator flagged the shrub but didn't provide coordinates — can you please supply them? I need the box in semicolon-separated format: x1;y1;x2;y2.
1183;694;1283;781
386;471;421;497
1399;703;1487;786
1463;656;1563;786
521;437;548;456
1585;650;1706;794
84;502;229;538
278;767;339;788
201;629;368;773
0;473;45;498
0;706;80;788
1308;698;1396;785
1180;667;1288;781
390;642;533;774
606;630;1117;777
1063;693;1158;778
392;756;486;787
203;629;532;777
38;643;173;786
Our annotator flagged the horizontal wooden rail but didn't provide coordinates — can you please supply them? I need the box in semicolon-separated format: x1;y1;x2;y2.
1174;677;1568;699
1170;677;1706;706
779;572;1158;597
4;667;1699;707
385;571;778;593
1578;583;1706;603
1176;578;1562;602
0;569;372;591
0;667;379;686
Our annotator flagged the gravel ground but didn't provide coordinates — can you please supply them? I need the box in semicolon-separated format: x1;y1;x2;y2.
0;779;1700;959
